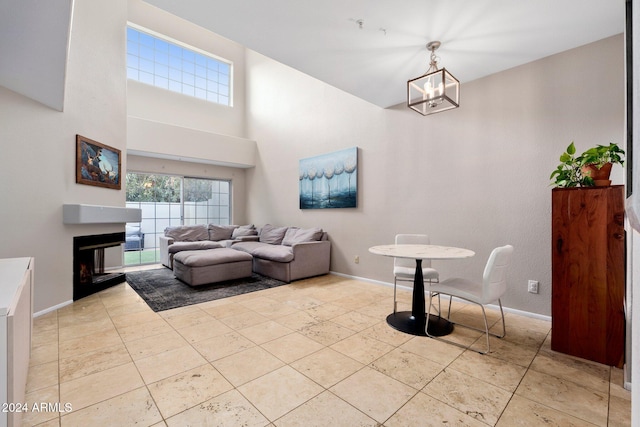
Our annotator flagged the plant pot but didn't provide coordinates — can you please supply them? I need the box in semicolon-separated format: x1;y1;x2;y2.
581;163;613;186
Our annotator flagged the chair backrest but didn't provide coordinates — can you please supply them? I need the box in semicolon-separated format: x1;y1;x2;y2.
394;234;432;268
481;245;514;303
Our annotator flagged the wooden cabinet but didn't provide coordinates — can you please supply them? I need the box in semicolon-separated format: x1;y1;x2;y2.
551;186;625;367
0;257;33;427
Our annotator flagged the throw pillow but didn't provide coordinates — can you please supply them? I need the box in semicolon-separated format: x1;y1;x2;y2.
208;224;237;241
232;224;257;238
259;224;288;245
282;227;323;246
164;224;209;242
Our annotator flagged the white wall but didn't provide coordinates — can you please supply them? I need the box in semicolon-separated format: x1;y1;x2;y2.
0;0;128;312
245;34;625;316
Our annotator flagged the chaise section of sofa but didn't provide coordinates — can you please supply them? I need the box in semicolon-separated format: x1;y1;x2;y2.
231;224;331;283
159;224;257;269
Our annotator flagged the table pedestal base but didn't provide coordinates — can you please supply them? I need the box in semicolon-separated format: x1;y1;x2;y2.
386;311;454;337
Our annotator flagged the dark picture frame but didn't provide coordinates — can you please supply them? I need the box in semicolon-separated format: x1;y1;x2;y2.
76;135;121;190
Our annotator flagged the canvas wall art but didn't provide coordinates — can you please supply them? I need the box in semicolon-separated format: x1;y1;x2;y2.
76;134;121;190
299;147;358;209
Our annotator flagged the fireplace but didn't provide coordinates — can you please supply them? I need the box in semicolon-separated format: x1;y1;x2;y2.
73;232;126;300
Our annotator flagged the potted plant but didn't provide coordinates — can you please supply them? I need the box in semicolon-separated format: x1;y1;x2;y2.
550;142;625;188
578;143;625;187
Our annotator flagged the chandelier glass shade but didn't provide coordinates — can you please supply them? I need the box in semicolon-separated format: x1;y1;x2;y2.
407;41;460;116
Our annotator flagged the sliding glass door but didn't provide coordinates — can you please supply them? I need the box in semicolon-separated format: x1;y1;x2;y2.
125;173;231;266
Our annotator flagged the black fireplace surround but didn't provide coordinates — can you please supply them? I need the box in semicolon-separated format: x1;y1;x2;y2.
73;232;126;300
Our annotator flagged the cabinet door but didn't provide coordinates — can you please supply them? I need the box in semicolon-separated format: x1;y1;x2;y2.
551;186;625;367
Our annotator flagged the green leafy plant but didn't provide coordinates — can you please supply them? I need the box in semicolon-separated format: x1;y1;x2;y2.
550;142;625;188
550;142;584;188
579;143;625;169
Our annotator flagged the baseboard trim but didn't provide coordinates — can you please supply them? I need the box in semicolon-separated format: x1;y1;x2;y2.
329;271;551;322
34;300;73;318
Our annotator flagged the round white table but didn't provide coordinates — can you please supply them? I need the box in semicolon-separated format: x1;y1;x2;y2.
369;244;475;336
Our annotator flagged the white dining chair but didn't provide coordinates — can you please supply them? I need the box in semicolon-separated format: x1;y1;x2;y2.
393;234;440;313
425;245;514;354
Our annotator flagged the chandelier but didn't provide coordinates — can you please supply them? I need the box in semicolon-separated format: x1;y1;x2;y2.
407;41;460;116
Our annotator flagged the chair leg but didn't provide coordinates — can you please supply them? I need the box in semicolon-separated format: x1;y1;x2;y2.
393;278;398;313
496;299;506;338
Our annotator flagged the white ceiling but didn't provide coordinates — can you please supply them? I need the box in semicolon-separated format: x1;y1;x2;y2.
145;0;625;108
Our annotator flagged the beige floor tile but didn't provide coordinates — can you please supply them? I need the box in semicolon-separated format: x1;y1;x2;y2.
175;318;234;343
110;309;162;329
202;301;251;319
58;317;114;342
303;302;348;321
400;335;464;366
58;328;123;359
281;294;324;311
135;345;208;384
515;369;609;426
213;346;285;387
290;347;363;388
370;347;444;389
610;367;631;401
148;364;233;418
192;331;256;362
329;310;379;332
59;343;131;382
274;390;378;426
30;341;59;366
26;360;58;393
330;332;394;364
60;387;162;427
330;366;416;423
274;310;321;331
449;350;528;392
502;312;552;335
484;335;539;367
220;310;270;330
530;348;610;393
360;321;413;347
496;394;598;426
238;366;324;421
386;391;488;427
423;368;512;426
32;327;59;347
238;320;293;344
298;320;356;346
162;308;216;329
22;384;61;426
261;332;324;364
608;394;632;427
103;299;153;318
59;362;144;411
165;389;268;427
124;329;189;360
116;317;173;342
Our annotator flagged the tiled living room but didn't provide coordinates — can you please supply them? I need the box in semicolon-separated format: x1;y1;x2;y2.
24;273;630;426
2;0;639;426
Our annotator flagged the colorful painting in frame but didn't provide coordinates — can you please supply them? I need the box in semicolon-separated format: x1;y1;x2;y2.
76;135;121;190
299;147;358;209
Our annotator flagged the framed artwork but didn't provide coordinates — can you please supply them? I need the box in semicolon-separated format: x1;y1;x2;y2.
76;135;121;190
299;146;358;209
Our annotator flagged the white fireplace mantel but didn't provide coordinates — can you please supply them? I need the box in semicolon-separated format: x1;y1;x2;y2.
63;204;142;224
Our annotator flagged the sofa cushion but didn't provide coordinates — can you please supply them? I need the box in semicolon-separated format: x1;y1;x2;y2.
251;245;294;262
282;227;323;246
230;241;264;255
259;224;288;244
174;248;252;267
232;224;258;239
168;241;223;253
165;224;209;242
208;224;237;241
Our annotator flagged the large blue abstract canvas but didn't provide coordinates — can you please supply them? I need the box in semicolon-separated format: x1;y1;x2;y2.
299;147;358;209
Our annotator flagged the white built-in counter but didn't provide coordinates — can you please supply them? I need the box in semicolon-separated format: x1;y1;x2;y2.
0;257;33;427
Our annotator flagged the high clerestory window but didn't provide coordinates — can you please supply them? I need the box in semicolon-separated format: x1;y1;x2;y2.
126;25;232;106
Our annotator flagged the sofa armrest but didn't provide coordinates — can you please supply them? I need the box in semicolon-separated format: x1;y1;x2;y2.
290;240;331;280
159;235;174;268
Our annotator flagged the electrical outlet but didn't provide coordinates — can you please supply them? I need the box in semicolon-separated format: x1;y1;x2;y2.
528;280;539;294
354;255;360;264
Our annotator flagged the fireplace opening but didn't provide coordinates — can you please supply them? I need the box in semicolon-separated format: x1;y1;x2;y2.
73;232;126;300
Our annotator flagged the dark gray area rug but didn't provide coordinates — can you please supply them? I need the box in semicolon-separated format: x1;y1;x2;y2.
125;268;287;312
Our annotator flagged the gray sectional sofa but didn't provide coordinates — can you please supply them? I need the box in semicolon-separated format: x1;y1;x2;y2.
159;223;331;283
